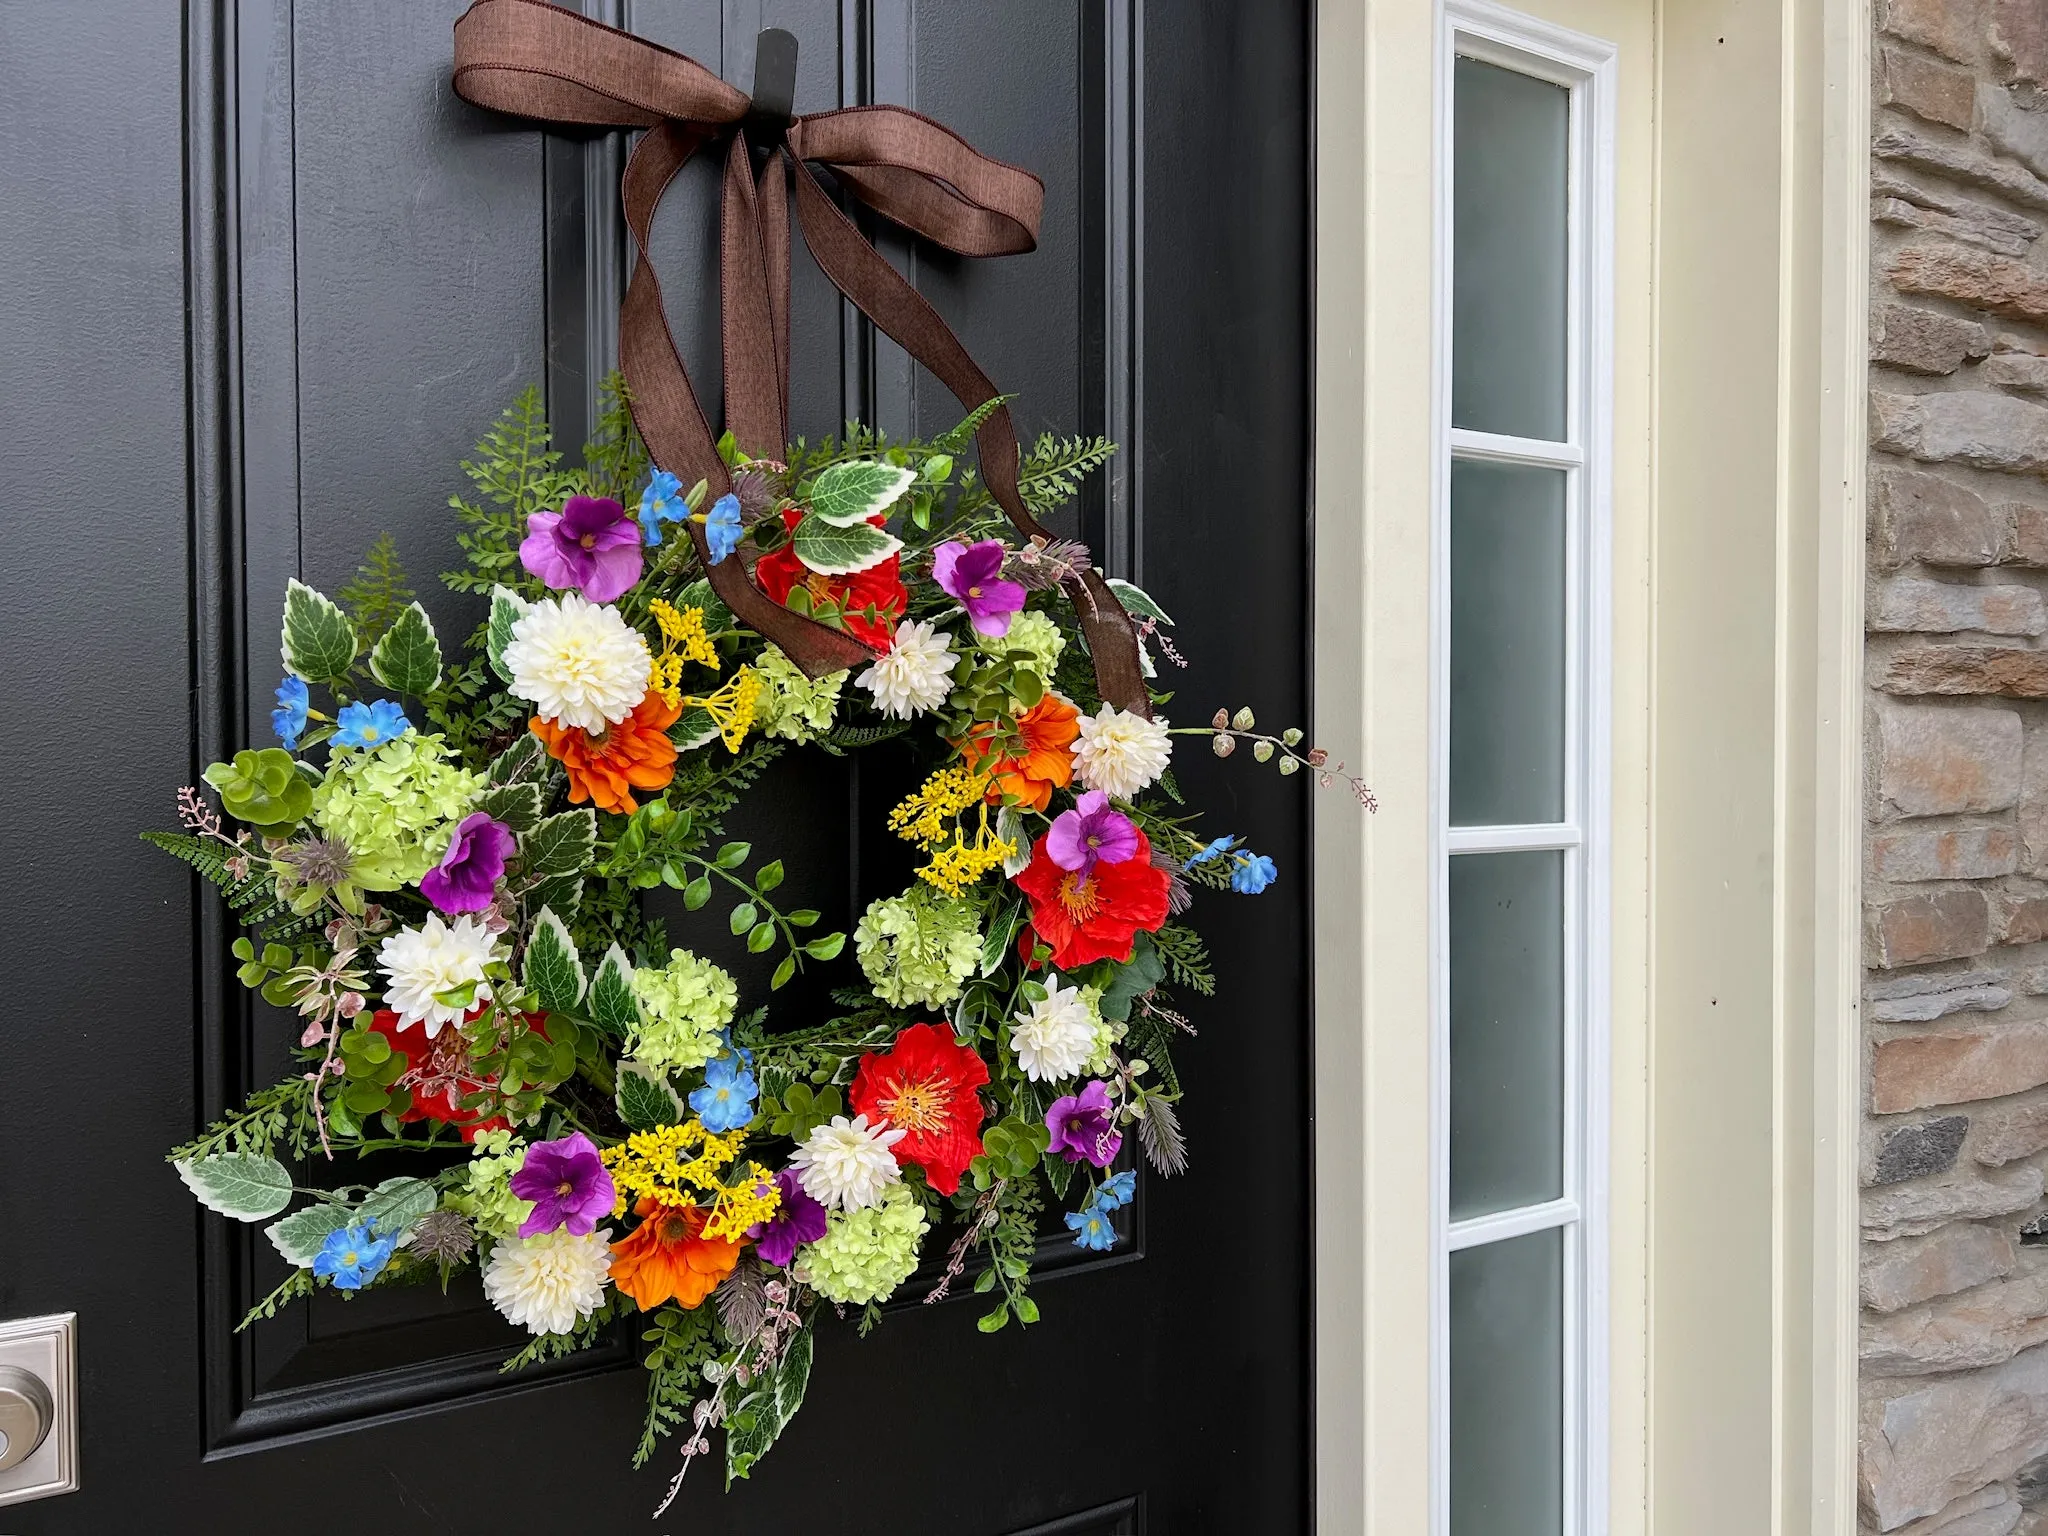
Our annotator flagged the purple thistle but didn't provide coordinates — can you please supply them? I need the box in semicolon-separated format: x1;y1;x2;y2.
419;813;516;915
1046;1080;1123;1168
747;1168;829;1267
1045;790;1141;880
932;539;1027;637
519;494;645;603
508;1132;616;1238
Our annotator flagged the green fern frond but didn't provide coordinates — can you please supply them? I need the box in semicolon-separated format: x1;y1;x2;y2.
1151;923;1216;996
933;394;1015;452
336;532;415;648
582;372;650;504
1015;433;1117;516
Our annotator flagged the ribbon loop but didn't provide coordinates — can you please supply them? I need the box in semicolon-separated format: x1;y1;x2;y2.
451;0;1149;715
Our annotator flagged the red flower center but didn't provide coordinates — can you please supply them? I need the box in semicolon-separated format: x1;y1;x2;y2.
1057;871;1106;923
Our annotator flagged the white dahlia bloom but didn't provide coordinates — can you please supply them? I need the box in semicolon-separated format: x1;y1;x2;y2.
857;618;956;719
503;592;651;731
482;1227;613;1336
1010;975;1101;1083
378;912;504;1035
1073;703;1172;798
789;1114;906;1211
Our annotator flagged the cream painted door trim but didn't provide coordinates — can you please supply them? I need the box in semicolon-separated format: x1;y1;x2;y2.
1309;0;1869;1530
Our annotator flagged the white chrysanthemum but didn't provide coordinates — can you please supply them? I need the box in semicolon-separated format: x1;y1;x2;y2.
482;1227;613;1336
1073;703;1172;798
1010;975;1102;1082
789;1114;907;1211
503;592;651;731
378;913;504;1036
857;618;956;719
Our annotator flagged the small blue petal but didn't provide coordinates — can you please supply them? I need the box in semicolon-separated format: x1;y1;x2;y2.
334;699;411;750
704;494;744;565
1185;835;1235;871
1230;852;1278;895
639;470;686;546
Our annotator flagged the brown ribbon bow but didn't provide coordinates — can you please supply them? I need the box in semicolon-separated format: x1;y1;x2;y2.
450;0;1148;715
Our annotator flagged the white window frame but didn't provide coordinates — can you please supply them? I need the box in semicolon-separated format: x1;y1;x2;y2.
1430;6;1616;1535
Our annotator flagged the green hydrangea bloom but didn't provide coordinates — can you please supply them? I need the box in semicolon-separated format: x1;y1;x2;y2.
751;645;846;744
800;1184;929;1305
447;1129;532;1241
310;733;485;890
854;886;981;1009
1079;984;1126;1077
967;608;1065;687
630;949;739;1071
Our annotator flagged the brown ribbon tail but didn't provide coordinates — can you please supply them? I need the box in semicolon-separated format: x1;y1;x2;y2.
452;0;746;128
786;152;1151;717
621;125;875;677
720;134;787;460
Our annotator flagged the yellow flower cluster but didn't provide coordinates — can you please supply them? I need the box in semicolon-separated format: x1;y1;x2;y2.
918;809;1017;897
602;1120;747;1214
647;600;719;709
699;1164;781;1242
888;764;991;848
680;666;762;753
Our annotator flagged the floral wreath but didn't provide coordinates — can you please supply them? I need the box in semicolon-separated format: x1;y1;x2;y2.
153;385;1371;1499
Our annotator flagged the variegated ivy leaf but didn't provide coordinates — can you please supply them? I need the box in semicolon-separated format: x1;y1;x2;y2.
357;1176;438;1239
725;1320;814;1487
178;1152;295;1221
367;601;442;696
522;808;595;880
488;731;547;786
474;781;544;832
588;944;642;1035
486;584;529;683
266;1202;352;1265
523;906;586;1013
806;460;916;527
281;578;358;684
616;1059;684;1131
1106;577;1173;625
791;513;902;577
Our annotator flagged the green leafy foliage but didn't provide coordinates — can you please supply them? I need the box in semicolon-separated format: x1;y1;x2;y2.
367;601;442;696
486;585;527;682
588;944;642;1035
281;578;359;683
522;809;597;882
142;831;320;944
1013;433;1118;516
238;1270;315;1332
444;386;573;596
474;781;544;832
635;1304;720;1468
617;1060;685;1130
177;1151;294;1220
336;532;416;649
790;513;902;576
170;1077;316;1163
1151;923;1215;996
266;1202;353;1265
523;907;587;1014
202;749;312;833
1095;931;1166;1023
725;1319;814;1487
804;460;915;526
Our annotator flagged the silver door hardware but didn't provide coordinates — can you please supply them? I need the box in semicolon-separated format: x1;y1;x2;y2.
0;1314;77;1508
0;1366;52;1472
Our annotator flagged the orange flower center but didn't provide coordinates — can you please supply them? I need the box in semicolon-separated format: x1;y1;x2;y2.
878;1074;949;1132
805;571;839;602
658;1211;692;1244
1057;871;1105;923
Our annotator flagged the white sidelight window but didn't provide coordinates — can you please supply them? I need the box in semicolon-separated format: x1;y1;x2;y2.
1434;5;1614;1535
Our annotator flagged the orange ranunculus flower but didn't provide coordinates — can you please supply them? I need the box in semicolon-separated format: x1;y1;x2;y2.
957;694;1081;813
530;691;683;815
608;1197;743;1311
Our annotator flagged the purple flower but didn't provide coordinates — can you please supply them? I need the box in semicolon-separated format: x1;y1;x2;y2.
418;812;516;915
1046;1080;1122;1167
519;495;644;603
932;539;1027;638
509;1132;616;1238
1046;790;1140;879
747;1167;828;1267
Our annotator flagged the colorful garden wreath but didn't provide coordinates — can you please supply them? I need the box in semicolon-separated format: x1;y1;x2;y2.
152;387;1367;1495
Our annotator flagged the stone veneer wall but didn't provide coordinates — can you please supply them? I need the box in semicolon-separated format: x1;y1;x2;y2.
1861;2;2048;1532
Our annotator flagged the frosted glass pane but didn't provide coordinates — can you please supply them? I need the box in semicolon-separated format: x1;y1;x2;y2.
1449;851;1564;1220
1450;1228;1564;1536
1453;56;1569;441
1450;460;1566;827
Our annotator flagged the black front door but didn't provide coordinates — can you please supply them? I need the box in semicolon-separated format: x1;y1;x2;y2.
0;3;1309;1530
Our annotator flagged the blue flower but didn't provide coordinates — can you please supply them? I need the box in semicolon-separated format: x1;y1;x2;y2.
1094;1169;1137;1211
312;1221;397;1291
1185;835;1236;871
1230;852;1278;895
638;470;687;546
271;676;310;751
704;493;744;565
1065;1203;1117;1252
689;1051;758;1133
333;699;411;749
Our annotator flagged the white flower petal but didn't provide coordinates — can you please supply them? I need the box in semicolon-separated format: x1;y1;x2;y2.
502;592;651;732
378;913;505;1034
857;619;956;720
482;1227;613;1336
1073;703;1172;798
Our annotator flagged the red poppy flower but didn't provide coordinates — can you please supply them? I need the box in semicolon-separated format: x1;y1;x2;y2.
1012;829;1172;970
366;1008;545;1144
753;508;907;648
848;1022;990;1196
